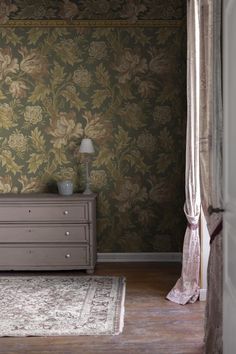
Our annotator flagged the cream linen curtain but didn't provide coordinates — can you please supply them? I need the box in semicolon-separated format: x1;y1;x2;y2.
166;0;201;305
167;0;223;324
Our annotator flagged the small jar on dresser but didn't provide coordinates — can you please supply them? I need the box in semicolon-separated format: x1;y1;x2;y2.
0;193;96;274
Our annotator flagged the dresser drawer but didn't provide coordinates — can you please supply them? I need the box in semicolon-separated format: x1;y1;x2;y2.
0;245;89;267
0;224;89;243
0;203;89;223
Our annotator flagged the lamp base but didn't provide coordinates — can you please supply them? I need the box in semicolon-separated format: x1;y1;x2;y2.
82;160;93;194
83;187;93;195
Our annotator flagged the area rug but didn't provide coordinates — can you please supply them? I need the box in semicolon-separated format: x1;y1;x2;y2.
0;275;126;337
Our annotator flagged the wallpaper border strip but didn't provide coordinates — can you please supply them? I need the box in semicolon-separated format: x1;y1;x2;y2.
0;19;184;28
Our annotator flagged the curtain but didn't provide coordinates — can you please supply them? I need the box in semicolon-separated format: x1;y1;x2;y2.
167;11;223;351
200;0;223;353
166;0;201;305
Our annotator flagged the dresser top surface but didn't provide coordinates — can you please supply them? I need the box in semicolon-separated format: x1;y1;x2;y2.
0;193;97;203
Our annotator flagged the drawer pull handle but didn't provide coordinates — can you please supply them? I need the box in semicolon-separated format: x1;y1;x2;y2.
65;253;71;259
64;210;69;215
65;231;70;236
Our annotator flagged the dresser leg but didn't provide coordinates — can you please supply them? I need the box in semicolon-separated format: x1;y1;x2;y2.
86;269;94;275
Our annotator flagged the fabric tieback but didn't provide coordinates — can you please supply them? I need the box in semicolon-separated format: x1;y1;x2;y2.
188;223;199;230
210;220;223;244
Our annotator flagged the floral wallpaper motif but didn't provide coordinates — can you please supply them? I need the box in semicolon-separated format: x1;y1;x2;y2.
0;0;187;252
1;0;185;23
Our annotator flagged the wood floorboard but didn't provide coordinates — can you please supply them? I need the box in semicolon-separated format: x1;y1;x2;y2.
0;262;205;354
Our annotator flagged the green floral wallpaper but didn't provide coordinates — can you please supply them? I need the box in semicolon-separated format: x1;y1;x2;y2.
1;0;185;21
0;0;187;252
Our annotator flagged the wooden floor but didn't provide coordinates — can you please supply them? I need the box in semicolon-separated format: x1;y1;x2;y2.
0;263;205;354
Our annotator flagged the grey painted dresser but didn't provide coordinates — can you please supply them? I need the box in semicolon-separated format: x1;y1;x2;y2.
0;193;96;273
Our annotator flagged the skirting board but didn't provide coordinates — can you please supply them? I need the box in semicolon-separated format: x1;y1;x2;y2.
97;252;182;263
199;288;207;302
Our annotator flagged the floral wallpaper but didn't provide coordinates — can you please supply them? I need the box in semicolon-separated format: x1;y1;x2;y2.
0;0;186;252
1;0;185;22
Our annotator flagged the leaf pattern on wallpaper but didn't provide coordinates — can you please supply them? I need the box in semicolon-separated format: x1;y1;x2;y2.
3;0;185;22
0;150;22;175
0;23;186;252
95;64;110;87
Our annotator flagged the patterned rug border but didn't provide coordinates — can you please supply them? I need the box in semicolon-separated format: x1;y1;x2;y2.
0;275;126;337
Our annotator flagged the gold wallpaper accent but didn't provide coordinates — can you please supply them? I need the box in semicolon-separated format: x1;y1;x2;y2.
0;19;184;28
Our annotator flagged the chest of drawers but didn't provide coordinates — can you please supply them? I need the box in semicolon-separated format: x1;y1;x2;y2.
0;193;96;273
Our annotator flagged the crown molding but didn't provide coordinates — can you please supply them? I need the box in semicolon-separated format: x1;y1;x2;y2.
1;19;184;28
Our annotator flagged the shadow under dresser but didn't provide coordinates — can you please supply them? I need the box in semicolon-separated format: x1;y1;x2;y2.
0;193;97;273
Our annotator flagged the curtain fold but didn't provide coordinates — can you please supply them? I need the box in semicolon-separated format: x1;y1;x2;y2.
200;0;223;353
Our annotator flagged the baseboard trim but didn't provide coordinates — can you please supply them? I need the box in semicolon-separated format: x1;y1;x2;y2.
199;288;207;302
97;252;182;263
